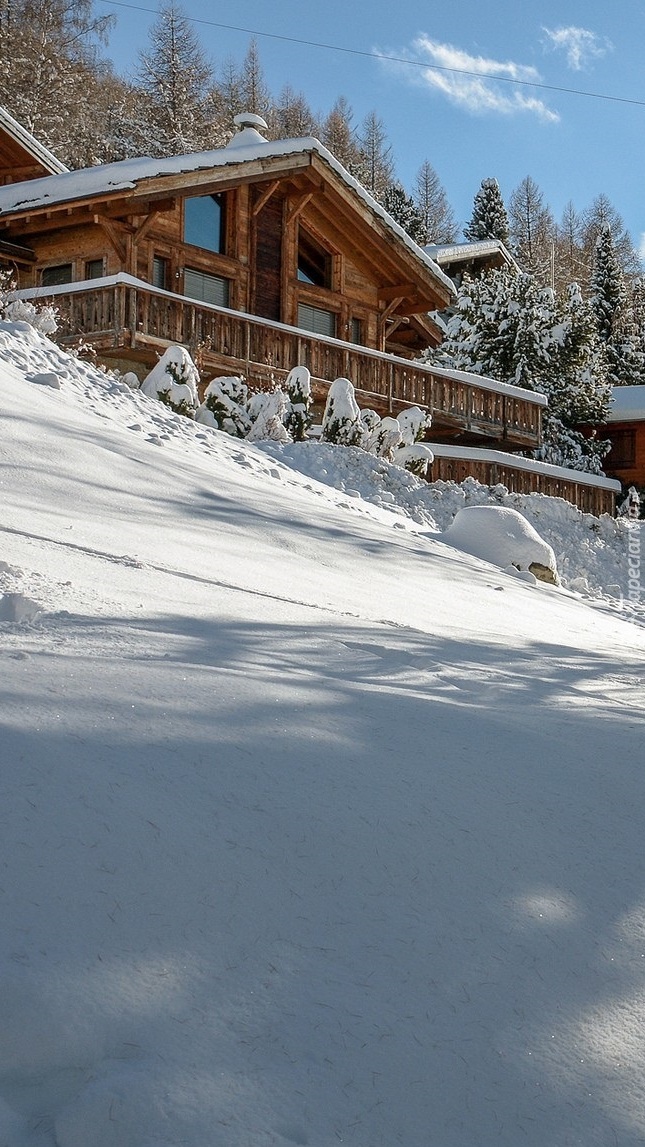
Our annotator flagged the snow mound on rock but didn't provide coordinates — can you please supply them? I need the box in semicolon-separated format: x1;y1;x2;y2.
443;505;559;584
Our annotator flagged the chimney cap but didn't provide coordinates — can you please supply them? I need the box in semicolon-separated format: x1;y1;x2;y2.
233;112;268;132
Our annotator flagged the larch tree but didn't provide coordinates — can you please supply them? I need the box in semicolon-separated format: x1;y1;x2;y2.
238;39;271;117
508;175;555;285
354;110;395;201
0;0;115;165
319;97;360;171
136;1;219;155
267;86;317;140
412;160;457;245
463;178;509;244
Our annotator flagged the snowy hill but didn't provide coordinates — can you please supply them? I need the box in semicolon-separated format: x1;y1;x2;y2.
1;320;644;1147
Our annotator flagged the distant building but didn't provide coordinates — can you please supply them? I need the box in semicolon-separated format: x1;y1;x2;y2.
595;386;645;490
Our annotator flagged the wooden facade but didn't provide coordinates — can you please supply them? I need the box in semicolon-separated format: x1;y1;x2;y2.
0;117;452;361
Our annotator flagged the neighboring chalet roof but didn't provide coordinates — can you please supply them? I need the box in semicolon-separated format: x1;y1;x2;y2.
425;239;520;275
606;385;645;423
0;121;454;303
0;105;67;182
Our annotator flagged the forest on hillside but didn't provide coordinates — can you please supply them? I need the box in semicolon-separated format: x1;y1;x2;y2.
1;0;644;477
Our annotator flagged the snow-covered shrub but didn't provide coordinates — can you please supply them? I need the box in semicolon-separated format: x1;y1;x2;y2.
247;388;291;442
284;366;312;441
321;378;365;447
0;273;59;336
368;415;402;460
397;406;431;445
196;375;252;438
141;346;199;416
394;443;435;477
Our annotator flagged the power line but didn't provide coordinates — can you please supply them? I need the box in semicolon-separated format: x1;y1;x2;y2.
97;0;645;110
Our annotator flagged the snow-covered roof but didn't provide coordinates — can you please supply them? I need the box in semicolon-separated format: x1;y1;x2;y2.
428;441;621;490
606;385;645;423
425;239;519;273
0;105;67;176
0;127;454;298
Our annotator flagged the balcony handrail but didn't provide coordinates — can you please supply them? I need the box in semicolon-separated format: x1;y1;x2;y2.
13;273;548;409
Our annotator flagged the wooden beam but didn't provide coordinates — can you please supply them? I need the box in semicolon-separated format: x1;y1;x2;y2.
380;297;404;324
378;283;416;302
94;215;128;262
251;180;281;216
132;201;176;244
285;191;314;225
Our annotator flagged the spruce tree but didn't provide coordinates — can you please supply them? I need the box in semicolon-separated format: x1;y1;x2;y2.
381;183;426;244
463;178;509;244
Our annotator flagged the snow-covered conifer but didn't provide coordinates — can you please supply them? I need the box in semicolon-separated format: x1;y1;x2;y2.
141;345;200;416
463;178;509;244
246;388;291;442
321;378;365;447
284;366;312;441
196;375;251;437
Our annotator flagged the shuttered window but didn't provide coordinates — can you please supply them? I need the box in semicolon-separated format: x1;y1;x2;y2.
297;302;336;338
184;268;229;307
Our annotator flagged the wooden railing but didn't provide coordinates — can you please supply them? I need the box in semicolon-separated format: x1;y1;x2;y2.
43;277;545;449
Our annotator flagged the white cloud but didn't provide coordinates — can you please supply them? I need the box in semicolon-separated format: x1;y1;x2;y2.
380;36;559;123
542;26;612;71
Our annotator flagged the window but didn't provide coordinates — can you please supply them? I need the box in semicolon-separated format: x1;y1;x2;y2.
297;302;336;338
184;194;225;253
184;268;229;307
152;255;169;290
606;429;636;468
85;259;104;280
350;317;363;345
297;229;331;288
41;263;73;287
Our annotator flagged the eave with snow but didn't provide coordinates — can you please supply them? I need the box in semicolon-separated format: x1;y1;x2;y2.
425;239;520;289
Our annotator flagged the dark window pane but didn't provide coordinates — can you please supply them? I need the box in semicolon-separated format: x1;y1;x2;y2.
85;259;104;280
152;256;168;289
41;263;73;286
297;229;331;287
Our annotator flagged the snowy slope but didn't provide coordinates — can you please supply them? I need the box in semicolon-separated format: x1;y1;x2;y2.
1;321;644;1147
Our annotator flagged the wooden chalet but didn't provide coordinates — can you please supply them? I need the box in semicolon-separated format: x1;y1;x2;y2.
0;112;620;513
593;386;645;491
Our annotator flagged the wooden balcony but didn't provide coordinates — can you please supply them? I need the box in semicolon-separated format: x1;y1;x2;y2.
26;275;545;450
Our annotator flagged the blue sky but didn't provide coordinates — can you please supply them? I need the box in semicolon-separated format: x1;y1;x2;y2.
99;0;645;261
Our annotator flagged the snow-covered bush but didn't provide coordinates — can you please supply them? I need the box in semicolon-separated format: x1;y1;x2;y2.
367;415;402;460
196;375;252;438
247;388;291;442
141;346;199;416
284;366;312;441
443;505;560;584
321;378;365;447
0;274;58;336
394;442;434;477
397;406;431;445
